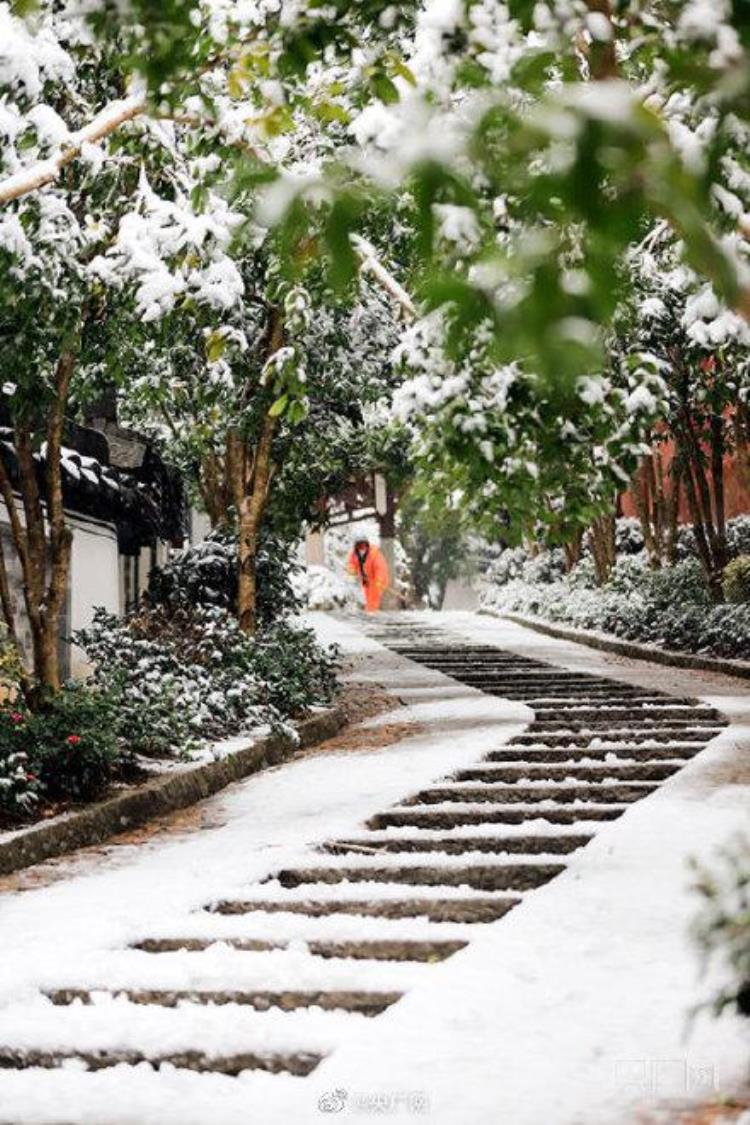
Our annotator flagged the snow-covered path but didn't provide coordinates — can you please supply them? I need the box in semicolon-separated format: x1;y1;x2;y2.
0;611;747;1124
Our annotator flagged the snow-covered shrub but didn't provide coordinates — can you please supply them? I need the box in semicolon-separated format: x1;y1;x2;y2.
22;684;124;800
647;604;711;652
394;539;412;607
678;515;750;564
694;605;750;660
76;607;266;756
76;604;338;757
0;706;42;820
481;556;750;660
606;553;650;594
482;546;554;589
566;556;598;590
724;556;750;604
295;565;356;611
641;559;711;609
521;550;566;585
250;621;338;717
0;686;122;812
614;517;645;556
727;517;750;560
691;835;750;1019
0;748;40;820
149;536;236;612
149;530;302;627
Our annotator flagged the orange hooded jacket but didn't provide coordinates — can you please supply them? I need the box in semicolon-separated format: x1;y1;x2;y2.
346;543;390;612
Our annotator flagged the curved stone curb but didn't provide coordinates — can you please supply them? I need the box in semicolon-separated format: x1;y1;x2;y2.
0;708;345;877
482;610;750;681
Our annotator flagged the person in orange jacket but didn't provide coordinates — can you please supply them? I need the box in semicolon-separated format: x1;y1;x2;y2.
346;537;390;613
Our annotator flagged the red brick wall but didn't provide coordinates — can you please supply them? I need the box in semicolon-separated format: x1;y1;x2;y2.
620;444;750;523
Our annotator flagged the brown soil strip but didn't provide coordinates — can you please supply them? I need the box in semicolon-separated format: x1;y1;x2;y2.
292;682;421;759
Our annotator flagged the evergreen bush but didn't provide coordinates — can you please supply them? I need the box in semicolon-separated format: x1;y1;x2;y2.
148;529;302;627
0;683;124;818
691;836;750;1019
724;556;750;604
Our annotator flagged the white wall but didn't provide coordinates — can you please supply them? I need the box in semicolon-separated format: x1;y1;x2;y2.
68;515;120;677
0;500;121;679
190;508;212;546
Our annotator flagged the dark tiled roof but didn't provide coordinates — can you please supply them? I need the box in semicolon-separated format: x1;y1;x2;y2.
0;424;186;553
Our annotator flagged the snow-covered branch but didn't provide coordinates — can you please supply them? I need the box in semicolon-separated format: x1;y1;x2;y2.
352;235;417;321
0;94;147;206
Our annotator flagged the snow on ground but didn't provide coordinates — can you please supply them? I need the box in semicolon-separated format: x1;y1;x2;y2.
0;996;367;1058
0;621;527;1000
0;610;746;1123
293;612;750;1125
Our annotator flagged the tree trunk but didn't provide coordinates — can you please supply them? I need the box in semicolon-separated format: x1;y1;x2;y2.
734;401;750;493
588;513;616;586
563;530;583;573
674;406;727;603
235;412;276;634
233;306;284;635
198;449;231;528
709;410;727;574
630;449;682;568
631;456;660;568
0;348;77;703
39;351;75;693
584;0;618;80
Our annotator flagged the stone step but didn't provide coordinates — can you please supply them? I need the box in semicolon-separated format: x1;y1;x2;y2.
46;987;400;1017
447;679;650;692
323;834;591;856
530;706;718;722
438;670;603;677
480;677;657;685
406;659;544;668
134;936;466;962
453;762;679;784
134;936;279;954
487;691;674;702
428;668;617;677
508;728;719;745
489;696;677;707
273;863;565;892
368;806;625;830
530;706;715;724
406;783;655;805
0;1046;322;1077
485;745;699;764
524;718;719;733
393;647;532;656
210;897;520;924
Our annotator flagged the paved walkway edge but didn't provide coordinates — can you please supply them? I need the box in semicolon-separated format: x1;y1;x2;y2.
483;610;750;681
0;708;346;877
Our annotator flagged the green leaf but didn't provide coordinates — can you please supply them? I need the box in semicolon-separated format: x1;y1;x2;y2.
371;73;400;105
205;332;226;363
388;55;417;87
323;193;362;293
269;394;289;417
313;100;351;125
287;399;309;424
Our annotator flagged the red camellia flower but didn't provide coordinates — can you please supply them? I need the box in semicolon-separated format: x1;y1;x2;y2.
26;773;36;781
66;735;81;746
10;712;24;723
